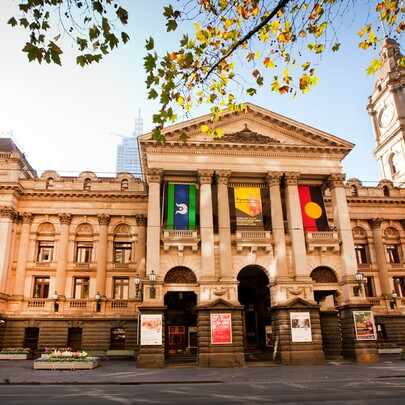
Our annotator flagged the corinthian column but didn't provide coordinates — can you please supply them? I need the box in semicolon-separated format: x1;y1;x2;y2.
266;172;288;279
284;172;307;278
369;218;391;295
146;169;162;277
215;170;232;280
55;213;72;296
14;212;33;296
96;214;110;296
199;170;216;279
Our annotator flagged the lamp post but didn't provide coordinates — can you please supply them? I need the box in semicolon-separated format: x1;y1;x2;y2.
95;291;101;312
134;274;143;301
52;291;59;312
354;270;364;296
390;291;398;309
149;270;156;299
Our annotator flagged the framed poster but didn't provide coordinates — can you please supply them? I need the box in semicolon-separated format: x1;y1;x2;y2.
353;311;377;340
290;312;312;342
210;313;232;344
140;314;162;345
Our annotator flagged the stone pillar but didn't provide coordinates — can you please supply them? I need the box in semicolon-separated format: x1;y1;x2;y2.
55;213;72;297
215;170;232;280
137;306;166;368
198;170;216;280
146;169;162;278
14;212;33;297
338;304;379;363
135;214;147;275
266;171;288;279
270;301;325;365
96;214;110;296
328;174;359;299
368;218;391;295
0;207;18;293
283;172;307;278
196;302;245;367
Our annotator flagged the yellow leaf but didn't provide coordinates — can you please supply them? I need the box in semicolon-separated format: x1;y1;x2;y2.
263;57;275;68
201;124;209;133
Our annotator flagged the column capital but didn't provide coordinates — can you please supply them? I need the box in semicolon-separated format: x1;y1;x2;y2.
97;214;111;226
136;214;147;227
1;206;18;221
19;212;34;224
146;168;163;184
327;173;346;189
215;170;231;185
369;218;383;230
283;172;300;187
198;169;213;185
266;171;283;187
58;213;72;225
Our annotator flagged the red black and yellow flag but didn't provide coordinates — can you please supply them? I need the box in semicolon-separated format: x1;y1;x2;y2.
298;185;328;232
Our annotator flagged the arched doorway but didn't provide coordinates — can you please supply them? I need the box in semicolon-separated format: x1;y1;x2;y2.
237;266;271;352
310;266;342;359
164;267;198;357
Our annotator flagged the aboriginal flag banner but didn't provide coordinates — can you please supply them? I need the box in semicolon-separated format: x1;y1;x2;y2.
298;185;328;232
233;186;263;228
166;183;196;230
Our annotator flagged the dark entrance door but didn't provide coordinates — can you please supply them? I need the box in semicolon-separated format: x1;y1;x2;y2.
237;266;271;352
24;327;39;354
67;327;82;351
164;291;197;356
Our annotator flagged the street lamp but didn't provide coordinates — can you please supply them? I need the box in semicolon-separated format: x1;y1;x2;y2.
354;270;364;296
52;291;59;312
134;274;143;301
390;291;398;309
149;270;156;299
95;292;101;312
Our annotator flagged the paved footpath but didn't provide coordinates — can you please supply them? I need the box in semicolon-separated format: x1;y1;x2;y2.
0;356;404;385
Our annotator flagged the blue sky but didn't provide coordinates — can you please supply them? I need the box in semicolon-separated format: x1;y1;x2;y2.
0;1;396;185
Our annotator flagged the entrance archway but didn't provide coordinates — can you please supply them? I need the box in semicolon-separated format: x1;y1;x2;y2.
164;267;198;357
237;266;271;352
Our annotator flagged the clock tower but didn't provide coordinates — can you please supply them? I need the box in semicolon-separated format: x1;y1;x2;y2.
367;37;405;186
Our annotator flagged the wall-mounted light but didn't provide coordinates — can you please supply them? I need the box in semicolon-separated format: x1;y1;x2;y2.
52;291;59;312
354;270;364;296
134;274;143;301
95;291;101;312
149;270;156;299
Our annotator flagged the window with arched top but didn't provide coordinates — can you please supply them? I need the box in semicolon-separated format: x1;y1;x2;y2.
383;185;390;197
46;177;54;190
350;185;358;196
310;267;338;283
113;224;132;264
384;226;401;264
164;267;197;283
75;223;94;264
121;179;129;190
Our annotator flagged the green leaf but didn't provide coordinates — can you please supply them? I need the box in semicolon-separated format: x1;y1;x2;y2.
7;17;17;27
116;7;128;25
145;37;154;51
22;43;43;63
121;32;130;44
166;20;178;32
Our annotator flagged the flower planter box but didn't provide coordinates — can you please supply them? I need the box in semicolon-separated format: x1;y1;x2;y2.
378;348;402;354
33;359;100;370
0;353;32;360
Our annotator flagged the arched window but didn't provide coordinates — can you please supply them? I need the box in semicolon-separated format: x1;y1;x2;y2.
84;178;91;191
121;179;129;190
383;185;390;197
351;185;358;196
46;177;54;190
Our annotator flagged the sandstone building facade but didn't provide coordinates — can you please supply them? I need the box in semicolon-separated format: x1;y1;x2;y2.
0;38;404;367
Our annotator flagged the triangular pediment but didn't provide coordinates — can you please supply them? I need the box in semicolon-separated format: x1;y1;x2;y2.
139;103;353;151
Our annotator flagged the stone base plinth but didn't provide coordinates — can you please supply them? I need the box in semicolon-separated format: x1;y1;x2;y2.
137;353;165;368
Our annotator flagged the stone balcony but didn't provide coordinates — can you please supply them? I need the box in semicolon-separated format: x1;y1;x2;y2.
233;230;272;253
305;231;341;253
161;229;200;254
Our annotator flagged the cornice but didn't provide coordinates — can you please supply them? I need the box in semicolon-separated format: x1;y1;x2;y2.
17;192;148;200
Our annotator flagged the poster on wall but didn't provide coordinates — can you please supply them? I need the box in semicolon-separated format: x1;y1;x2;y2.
140;314;163;345
290;312;312;342
233;186;263;228
211;313;232;344
353;311;377;340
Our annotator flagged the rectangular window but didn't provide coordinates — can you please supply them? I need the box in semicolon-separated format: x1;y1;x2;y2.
114;242;132;263
355;244;368;264
113;277;129;299
393;277;405;297
33;277;50;298
37;242;54;262
74;277;90;299
364;276;375;297
110;327;125;350
76;242;93;263
386;244;400;264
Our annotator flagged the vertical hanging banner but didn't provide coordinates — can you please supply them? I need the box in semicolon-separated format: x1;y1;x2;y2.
298;185;328;232
167;183;196;230
234;187;263;227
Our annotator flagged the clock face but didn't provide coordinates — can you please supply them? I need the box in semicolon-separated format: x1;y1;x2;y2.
380;103;394;128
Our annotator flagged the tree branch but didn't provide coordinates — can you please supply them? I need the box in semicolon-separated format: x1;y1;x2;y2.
203;0;292;82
